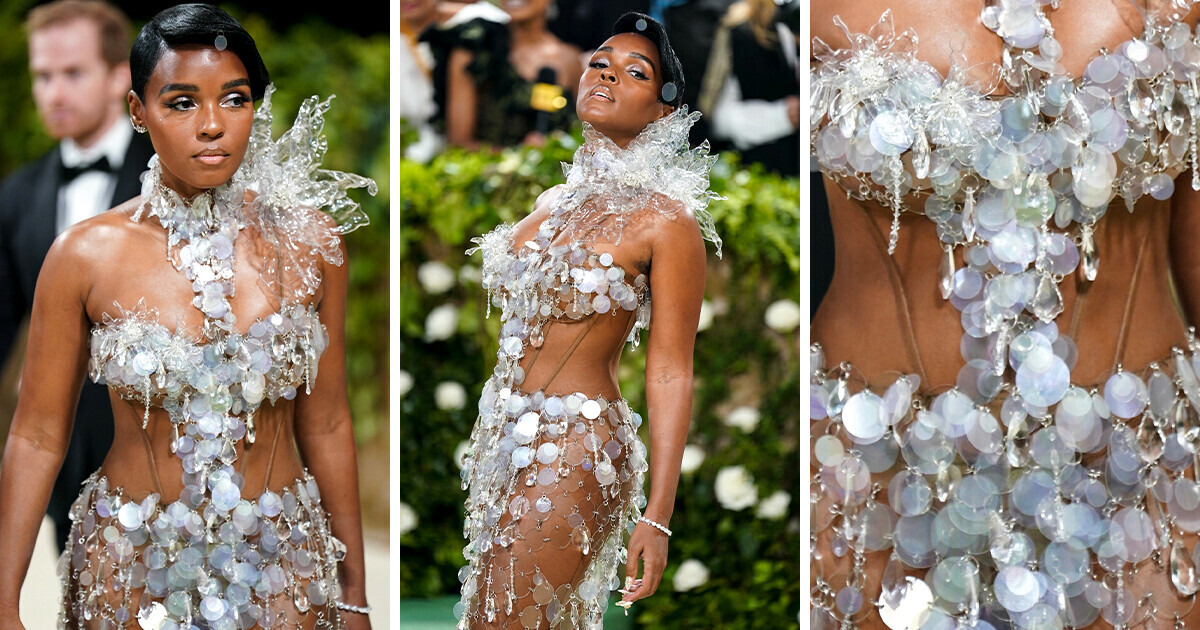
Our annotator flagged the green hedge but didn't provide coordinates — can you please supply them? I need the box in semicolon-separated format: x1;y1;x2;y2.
398;128;801;628
0;4;391;444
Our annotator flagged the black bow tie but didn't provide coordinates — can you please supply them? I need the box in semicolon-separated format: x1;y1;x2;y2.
60;156;114;183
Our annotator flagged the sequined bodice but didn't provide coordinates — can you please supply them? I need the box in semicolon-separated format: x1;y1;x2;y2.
474;206;651;392
811;5;1200;256
89;303;327;414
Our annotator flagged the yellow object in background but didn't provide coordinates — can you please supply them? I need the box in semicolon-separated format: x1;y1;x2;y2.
532;82;567;112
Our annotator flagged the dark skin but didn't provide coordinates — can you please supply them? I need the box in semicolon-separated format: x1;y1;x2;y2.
0;47;369;629
812;1;1200;628
493;32;702;614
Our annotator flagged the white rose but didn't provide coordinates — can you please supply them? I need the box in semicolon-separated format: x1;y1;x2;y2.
418;261;457;294
397;370;414;397
425;304;459;341
756;490;791;520
459;264;482;284
696;300;714;332
714;465;758;511
764;299;802;333
724;406;760;432
680;445;705;474
435;381;467;410
454;440;471;470
673;559;710;592
399;501;418;536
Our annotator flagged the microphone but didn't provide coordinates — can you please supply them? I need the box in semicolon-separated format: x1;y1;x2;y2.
531;67;567;135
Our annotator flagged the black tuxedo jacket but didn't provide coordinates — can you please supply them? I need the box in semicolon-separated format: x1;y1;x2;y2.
0;132;155;548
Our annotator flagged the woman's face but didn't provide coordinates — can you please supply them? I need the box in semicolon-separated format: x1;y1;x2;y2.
129;45;253;199
577;33;673;148
502;0;552;24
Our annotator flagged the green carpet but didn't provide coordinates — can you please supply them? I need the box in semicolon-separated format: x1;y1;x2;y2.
398;596;635;629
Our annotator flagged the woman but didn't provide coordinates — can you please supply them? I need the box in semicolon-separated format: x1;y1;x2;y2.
457;12;721;629
0;5;374;628
436;0;582;148
811;1;1200;629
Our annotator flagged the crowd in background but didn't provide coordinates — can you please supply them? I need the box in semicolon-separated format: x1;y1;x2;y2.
399;0;801;176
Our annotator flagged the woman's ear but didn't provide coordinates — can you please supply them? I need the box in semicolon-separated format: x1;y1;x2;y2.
128;90;145;128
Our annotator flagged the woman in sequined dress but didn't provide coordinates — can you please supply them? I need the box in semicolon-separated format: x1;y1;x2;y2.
0;5;371;628
809;1;1200;629
456;13;722;630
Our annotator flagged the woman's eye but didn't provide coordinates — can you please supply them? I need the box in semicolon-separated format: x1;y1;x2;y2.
588;60;608;69
629;68;647;79
223;94;249;107
168;98;196;111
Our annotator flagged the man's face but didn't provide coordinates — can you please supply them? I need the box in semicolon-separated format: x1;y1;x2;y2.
29;18;127;145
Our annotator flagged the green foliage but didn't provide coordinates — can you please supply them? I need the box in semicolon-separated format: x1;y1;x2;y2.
0;7;390;443
399;129;800;626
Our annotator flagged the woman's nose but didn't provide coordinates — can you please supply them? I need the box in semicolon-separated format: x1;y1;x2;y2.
600;67;617;83
198;104;224;138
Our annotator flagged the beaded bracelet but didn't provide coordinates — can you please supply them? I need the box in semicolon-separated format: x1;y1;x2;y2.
336;601;372;615
638;516;672;537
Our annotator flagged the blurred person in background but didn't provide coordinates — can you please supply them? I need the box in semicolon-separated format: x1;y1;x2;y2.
0;0;153;554
699;0;800;176
651;0;735;146
400;0;446;162
429;0;582;148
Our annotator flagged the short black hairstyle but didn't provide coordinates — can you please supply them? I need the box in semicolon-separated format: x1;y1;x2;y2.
130;4;269;101
610;12;685;108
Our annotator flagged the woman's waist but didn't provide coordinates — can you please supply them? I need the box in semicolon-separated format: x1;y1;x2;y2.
73;468;325;525
481;375;638;424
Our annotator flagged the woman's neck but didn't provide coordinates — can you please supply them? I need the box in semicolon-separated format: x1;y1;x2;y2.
510;17;549;47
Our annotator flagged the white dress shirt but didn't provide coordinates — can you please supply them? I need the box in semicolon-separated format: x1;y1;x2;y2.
57;119;133;233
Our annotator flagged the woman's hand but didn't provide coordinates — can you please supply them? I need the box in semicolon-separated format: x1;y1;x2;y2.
621;521;671;605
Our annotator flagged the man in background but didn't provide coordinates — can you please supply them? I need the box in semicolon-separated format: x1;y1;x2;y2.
0;0;154;552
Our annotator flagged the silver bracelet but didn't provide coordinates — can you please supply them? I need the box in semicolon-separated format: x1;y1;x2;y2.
336;601;372;614
638;516;672;537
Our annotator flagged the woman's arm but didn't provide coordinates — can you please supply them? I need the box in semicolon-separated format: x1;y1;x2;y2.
446;47;480;149
623;204;708;604
292;235;370;627
0;229;93;625
1171;173;1200;325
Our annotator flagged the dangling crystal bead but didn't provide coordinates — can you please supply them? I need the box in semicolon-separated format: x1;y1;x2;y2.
935;466;953;502
1080;224;1099;282
812;606;837;630
1175;397;1200;453
880;553;907;608
992;325;1011;377
1006;415;1031;468
1032;273;1064;322
1172;541;1199;596
938;246;955;300
886;156;905;255
829;372;851;417
1137;415;1166;462
912;131;930;180
962;186;978;243
246;410;256;444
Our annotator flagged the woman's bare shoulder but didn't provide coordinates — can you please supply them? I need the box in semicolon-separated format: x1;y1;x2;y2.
49;197;155;268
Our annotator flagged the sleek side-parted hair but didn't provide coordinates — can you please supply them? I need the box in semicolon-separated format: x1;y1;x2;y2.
610;12;686;108
130;3;270;101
